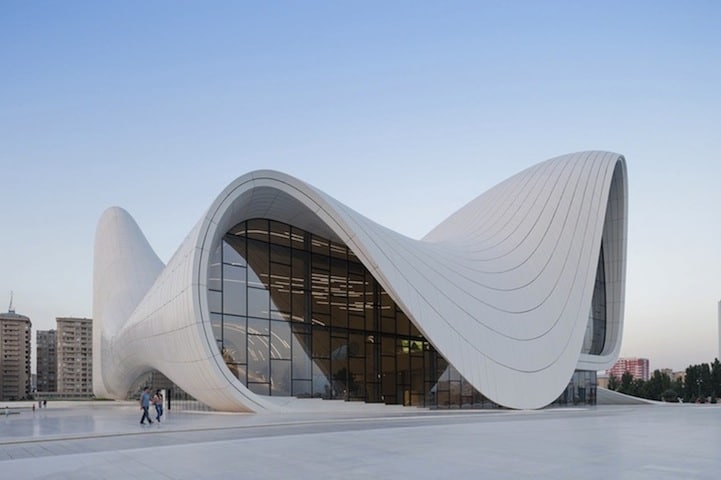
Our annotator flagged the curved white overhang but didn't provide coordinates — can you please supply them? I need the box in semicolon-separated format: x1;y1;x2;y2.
93;151;627;411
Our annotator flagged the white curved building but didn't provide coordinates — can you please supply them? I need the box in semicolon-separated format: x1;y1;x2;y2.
93;151;627;411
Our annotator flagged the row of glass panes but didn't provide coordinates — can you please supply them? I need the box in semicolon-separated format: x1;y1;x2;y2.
210;252;421;336
210;219;499;406
228;219;357;259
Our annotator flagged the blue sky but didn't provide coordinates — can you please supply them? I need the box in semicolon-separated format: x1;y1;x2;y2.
1;1;720;371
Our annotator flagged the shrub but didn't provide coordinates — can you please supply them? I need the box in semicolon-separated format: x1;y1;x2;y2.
661;389;679;402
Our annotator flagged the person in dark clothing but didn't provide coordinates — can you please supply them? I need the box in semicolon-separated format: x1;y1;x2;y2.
139;387;153;424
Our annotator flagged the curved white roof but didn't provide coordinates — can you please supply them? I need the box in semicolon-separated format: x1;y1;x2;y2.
93;151;627;410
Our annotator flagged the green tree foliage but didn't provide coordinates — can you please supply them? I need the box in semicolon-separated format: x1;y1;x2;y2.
683;365;699;402
661;389;679;402
618;371;634;395
643;370;672;400
700;363;712;397
604;358;721;403
607;374;619;391
711;358;721;398
673;377;684;396
682;363;715;402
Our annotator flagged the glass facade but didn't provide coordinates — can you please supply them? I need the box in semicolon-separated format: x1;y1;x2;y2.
551;370;597;407
582;244;607;355
206;219;596;409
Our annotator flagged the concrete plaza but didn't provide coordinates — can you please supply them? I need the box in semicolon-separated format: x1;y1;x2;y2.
0;401;719;479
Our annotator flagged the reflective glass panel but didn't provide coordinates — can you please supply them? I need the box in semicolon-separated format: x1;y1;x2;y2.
269;262;291;317
222;314;246;364
208;261;222;291
208;218;504;409
248;382;270;396
271;359;292;396
248;317;269;336
248;288;270;319
208;290;222;314
312;358;331;397
293;379;312;397
246;219;269;242
223;267;246;316
210;313;222;349
270;320;291;360
247;335;269;383
312;327;330;359
269;221;291;247
291;334;312;380
223;237;247;267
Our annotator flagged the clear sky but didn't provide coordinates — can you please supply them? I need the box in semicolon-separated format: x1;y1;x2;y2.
1;1;720;372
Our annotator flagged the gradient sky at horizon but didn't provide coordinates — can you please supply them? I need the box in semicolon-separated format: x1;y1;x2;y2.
1;1;720;372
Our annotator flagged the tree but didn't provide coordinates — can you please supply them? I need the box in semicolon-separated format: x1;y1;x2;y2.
631;378;645;398
710;358;721;400
607;374;619;391
661;389;679;402
683;365;698;402
673;377;684;398
619;371;634;395
683;364;710;402
700;363;712;398
644;370;672;400
606;359;719;403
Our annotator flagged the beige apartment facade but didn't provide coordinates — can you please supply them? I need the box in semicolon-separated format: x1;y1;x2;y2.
0;309;32;401
56;317;93;395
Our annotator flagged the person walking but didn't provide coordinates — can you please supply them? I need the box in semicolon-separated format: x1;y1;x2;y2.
139;387;153;424
152;390;163;422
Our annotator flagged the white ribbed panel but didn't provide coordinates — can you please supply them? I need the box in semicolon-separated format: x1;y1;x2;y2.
93;151;627;410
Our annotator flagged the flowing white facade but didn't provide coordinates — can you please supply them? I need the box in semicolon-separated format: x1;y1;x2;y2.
93;151;627;411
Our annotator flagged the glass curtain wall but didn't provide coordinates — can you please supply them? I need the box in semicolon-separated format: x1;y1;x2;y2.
582;244;607;355
208;219;502;407
551;370;597;407
206;218;595;409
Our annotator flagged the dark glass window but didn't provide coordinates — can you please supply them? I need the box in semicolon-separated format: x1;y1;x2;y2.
208;251;222;291
248;288;270;319
246;240;269;288
583;244;607;355
248;317;270;336
223;237;247;267
270;320;291;360
246;219;269;242
247;334;269;382
291;333;312;380
269;262;291;319
290;227;305;249
210;313;223;349
269;221;291;247
248;382;270;396
312;358;331;396
207;219;505;408
271;359;292;396
223;266;246;316
222;314;247;365
208;290;222;314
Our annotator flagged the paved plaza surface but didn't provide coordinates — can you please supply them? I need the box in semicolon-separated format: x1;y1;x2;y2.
0;401;719;479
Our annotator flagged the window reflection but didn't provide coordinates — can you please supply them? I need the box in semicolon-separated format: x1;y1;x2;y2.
209;218;584;409
582;244;607;355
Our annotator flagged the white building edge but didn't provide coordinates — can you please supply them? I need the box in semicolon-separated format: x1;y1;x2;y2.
93;151;627;411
